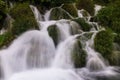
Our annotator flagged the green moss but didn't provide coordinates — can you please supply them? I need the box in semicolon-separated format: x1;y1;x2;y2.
62;3;78;17
72;18;92;31
9;3;38;36
0;31;15;48
47;25;59;46
94;30;114;58
49;7;73;20
76;0;95;16
96;1;120;33
72;39;86;68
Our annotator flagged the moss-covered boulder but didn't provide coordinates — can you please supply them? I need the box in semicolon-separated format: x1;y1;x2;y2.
61;3;78;17
0;31;15;48
47;25;59;46
96;1;120;34
9;3;38;36
94;30;114;58
72;39;86;68
108;51;120;66
76;0;95;16
49;7;73;20
72;18;92;31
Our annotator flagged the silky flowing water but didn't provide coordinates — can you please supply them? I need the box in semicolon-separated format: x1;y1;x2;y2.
0;5;120;80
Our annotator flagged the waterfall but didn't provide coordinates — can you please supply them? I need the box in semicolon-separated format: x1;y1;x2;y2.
0;30;55;79
0;5;120;80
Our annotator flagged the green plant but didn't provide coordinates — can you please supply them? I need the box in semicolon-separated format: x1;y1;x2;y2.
94;30;114;58
9;3;38;36
0;31;15;48
96;0;120;33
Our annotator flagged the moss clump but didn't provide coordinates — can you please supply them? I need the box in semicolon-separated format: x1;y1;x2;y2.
9;3;38;36
108;51;120;66
49;7;73;20
76;0;95;16
72;39;86;68
47;25;59;46
62;3;78;17
72;18;92;31
94;30;114;58
96;1;120;34
0;31;15;48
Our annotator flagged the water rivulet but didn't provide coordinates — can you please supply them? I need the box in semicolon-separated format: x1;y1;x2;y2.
0;5;120;80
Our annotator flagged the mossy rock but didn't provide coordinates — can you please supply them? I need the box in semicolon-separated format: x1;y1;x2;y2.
94;30;114;59
61;3;78;17
72;18;92;31
72;39;86;68
96;1;120;33
76;0;95;16
47;24;59;46
9;3;39;36
0;31;15;48
114;33;120;46
108;51;120;66
49;7;73;20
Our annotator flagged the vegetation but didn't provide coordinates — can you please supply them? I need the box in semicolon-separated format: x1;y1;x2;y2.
76;0;95;16
72;40;86;68
94;30;114;58
49;7;72;20
62;3;78;17
72;18;92;31
9;3;38;36
0;31;15;48
96;0;120;34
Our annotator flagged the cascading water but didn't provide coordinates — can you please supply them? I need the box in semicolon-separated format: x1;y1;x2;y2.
0;5;120;80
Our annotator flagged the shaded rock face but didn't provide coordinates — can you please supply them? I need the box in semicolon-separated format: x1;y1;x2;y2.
72;40;86;68
47;25;59;46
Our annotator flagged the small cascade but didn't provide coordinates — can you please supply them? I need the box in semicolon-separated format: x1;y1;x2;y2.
30;5;43;21
56;20;71;42
52;36;77;69
85;32;106;71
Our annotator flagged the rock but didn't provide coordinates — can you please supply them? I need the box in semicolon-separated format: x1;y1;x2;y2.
72;18;92;31
62;3;78;17
49;7;73;20
72;39;87;68
47;25;59;46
